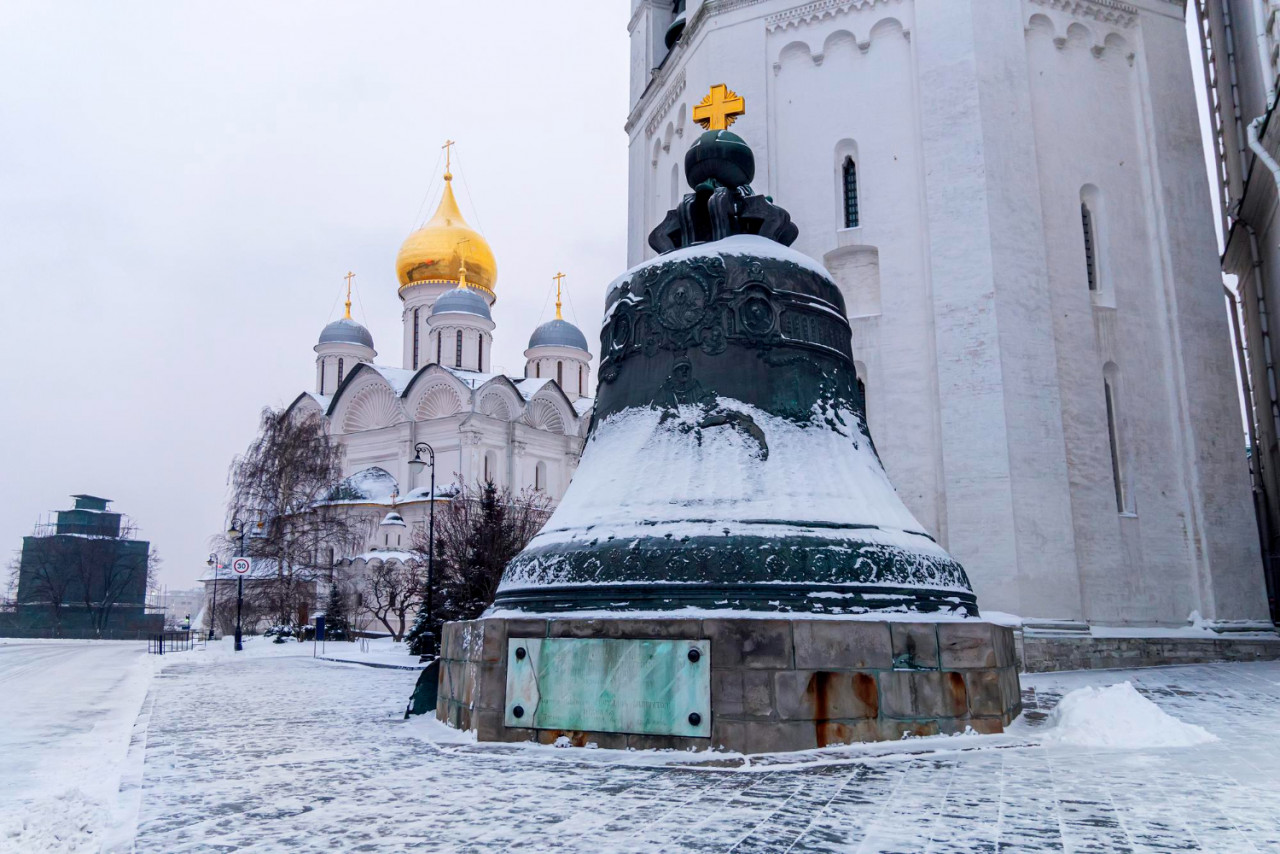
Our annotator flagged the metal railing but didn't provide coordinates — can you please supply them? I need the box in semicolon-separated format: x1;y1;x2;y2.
148;630;193;654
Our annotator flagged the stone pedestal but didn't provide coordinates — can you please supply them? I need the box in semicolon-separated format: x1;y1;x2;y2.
437;616;1021;753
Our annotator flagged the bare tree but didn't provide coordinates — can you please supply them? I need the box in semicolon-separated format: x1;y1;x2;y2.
66;533;153;636
226;407;366;631
360;558;426;640
406;480;551;653
10;546;75;631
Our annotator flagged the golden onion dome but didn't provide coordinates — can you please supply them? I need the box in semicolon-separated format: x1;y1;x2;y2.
395;176;497;298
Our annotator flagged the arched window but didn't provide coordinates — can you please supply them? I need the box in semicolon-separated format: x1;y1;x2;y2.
842;157;860;228
319;360;326;393
579;364;584;394
1081;202;1098;291
484;450;497;484
1103;364;1129;513
535;461;547;491
535;362;541;378
557;361;564;386
455;330;463;368
436;331;442;365
478;334;484;370
337;358;344;386
412;308;420;369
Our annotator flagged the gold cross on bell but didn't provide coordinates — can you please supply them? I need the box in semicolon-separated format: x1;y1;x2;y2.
693;84;746;131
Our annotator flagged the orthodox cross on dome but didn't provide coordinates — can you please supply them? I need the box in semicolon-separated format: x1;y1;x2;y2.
457;237;471;288
692;84;745;131
442;139;455;180
553;271;566;319
344;271;355;318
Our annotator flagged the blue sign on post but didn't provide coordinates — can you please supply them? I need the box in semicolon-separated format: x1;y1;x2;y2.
315;615;326;641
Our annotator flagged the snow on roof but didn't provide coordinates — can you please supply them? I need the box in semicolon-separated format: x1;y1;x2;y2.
350;550;420;564
328;467;399;503
513;377;553;400
607;234;834;300
573;397;594;416
442;366;501;390
365;364;417;396
306;392;331;409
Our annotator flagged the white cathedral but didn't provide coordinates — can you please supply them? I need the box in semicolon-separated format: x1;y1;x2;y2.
285;162;593;570
625;0;1270;627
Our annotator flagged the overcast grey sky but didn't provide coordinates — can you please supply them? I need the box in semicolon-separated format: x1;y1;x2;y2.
0;2;629;590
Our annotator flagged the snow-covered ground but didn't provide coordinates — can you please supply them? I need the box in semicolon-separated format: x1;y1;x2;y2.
4;639;1280;852
0;640;157;852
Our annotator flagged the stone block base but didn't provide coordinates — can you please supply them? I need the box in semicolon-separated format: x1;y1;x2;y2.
436;616;1021;753
1019;630;1280;672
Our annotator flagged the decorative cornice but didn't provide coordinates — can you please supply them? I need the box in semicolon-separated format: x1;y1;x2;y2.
626;0;768;135
1028;0;1138;28
765;0;900;32
644;69;687;138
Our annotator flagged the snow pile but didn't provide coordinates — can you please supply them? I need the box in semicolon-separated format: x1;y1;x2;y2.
1041;682;1218;748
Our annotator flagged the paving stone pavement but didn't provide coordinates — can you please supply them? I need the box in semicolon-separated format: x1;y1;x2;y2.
133;649;1280;852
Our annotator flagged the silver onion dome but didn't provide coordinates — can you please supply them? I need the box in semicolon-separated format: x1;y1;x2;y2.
318;317;374;349
431;287;492;321
528;318;589;353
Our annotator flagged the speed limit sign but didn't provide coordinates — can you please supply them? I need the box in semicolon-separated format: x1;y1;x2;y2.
231;557;251;575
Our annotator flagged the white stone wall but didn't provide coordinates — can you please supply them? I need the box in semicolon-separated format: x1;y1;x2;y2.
399;282;453;369
523;345;592;399
314;341;374;396
625;0;1266;623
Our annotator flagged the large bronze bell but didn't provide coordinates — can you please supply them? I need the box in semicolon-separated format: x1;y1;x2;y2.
492;130;977;618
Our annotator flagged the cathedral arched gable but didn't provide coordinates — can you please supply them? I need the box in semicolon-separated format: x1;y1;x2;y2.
525;398;567;435
333;375;408;434
403;364;472;419
324;362;382;418
415;384;465;420
475;376;523;422
524;384;577;436
284;392;326;425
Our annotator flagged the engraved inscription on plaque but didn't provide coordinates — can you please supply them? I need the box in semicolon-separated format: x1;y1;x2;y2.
504;637;711;737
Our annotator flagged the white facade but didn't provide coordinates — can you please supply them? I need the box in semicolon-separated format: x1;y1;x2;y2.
627;0;1267;623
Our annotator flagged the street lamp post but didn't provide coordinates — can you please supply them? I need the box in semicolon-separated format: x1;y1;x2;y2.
407;442;437;656
205;553;221;641
227;519;248;652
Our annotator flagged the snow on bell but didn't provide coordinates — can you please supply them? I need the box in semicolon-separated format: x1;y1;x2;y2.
492;123;978;618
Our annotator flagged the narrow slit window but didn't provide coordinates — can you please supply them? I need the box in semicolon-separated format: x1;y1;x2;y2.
436;331;442;365
1104;378;1126;512
1082;203;1098;291
412;308;420;369
477;335;484;370
319;360;325;392
842;157;860;228
535;362;541;378
557;361;564;386
337;358;344;386
455;330;463;368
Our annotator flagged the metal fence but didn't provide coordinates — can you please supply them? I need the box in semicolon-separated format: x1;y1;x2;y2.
148;630;193;654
